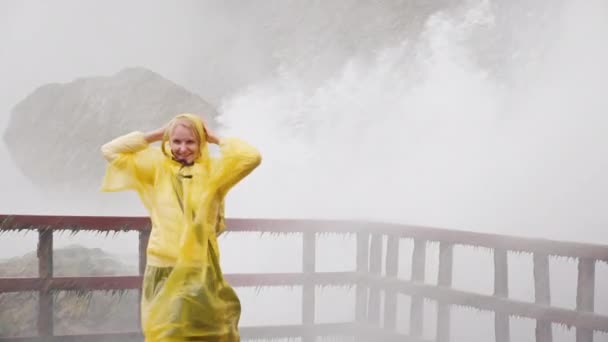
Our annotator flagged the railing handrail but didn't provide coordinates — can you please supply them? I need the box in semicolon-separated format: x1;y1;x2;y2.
0;272;361;293
2;214;608;260
3;273;608;332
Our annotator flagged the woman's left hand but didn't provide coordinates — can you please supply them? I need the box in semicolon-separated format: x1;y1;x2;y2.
201;118;221;145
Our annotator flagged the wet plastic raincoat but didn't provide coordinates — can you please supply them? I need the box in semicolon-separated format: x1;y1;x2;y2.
100;113;261;341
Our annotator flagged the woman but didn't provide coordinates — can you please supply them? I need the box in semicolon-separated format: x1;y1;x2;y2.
100;113;261;341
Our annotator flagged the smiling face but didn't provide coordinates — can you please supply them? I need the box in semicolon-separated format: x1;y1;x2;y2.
169;119;200;165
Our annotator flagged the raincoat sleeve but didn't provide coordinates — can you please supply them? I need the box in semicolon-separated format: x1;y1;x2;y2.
212;137;262;197
210;138;261;236
100;131;160;192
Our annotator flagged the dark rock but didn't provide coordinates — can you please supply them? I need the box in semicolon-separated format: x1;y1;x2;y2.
0;245;139;337
3;67;218;188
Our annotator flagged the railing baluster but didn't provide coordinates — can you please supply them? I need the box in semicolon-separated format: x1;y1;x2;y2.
410;239;426;338
302;231;316;342
576;258;595;342
534;253;553;342
367;234;383;325
356;232;370;324
37;228;53;337
437;242;453;342
383;235;400;331
494;248;510;342
138;229;150;331
138;229;150;275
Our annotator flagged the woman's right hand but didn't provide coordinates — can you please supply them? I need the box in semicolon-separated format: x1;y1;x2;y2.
144;125;167;143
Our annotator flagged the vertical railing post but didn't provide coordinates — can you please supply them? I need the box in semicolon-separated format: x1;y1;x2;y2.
138;229;150;275
436;243;453;342
533;253;552;342
302;231;316;342
138;228;150;331
367;234;383;325
410;239;426;338
37;228;53;337
383;235;400;331
494;249;510;342
575;258;595;342
355;231;370;340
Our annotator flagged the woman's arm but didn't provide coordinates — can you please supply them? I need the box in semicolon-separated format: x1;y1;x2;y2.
212;137;262;196
100;127;165;192
101;127;165;162
199;118;261;194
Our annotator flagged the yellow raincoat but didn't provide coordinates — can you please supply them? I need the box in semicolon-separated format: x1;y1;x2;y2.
100;114;261;341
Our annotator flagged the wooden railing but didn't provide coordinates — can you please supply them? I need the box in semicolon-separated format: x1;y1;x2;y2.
0;214;607;341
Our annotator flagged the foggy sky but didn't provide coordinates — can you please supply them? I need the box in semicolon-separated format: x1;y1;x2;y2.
1;1;608;340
